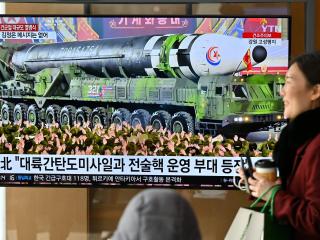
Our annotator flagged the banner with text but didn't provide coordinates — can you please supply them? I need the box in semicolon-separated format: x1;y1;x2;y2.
0;154;271;189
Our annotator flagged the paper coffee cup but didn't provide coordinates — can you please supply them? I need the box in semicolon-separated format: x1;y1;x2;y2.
255;159;277;182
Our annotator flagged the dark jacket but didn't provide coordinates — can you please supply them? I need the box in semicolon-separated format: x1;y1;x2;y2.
273;108;320;239
112;189;201;240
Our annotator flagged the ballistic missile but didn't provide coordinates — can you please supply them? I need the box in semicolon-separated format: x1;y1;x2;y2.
11;33;267;82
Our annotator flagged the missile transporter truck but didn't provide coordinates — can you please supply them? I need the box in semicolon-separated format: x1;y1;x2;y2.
0;33;285;136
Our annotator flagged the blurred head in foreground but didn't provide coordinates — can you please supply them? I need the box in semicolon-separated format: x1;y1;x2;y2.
112;189;201;240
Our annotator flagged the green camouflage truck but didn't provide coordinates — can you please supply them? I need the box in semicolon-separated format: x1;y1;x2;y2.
0;33;285;136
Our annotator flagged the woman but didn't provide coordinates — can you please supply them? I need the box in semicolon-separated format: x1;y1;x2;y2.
247;51;320;239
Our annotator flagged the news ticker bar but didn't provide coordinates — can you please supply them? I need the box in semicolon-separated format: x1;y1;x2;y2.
0;154;270;177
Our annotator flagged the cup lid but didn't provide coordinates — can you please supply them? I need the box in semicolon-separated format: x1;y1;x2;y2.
255;159;275;168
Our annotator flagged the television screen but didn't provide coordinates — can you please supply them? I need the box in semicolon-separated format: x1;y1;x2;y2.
0;16;290;188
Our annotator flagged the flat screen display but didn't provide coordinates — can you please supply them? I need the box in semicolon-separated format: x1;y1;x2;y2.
0;16;290;188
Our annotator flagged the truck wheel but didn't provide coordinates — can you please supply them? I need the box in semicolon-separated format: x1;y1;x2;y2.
13;103;28;124
150;110;171;130
111;108;131;126
27;104;40;125
75;107;92;126
90;107;108;128
1;102;14;125
171;111;194;134
45;104;61;125
60;105;76;126
130;109;150;128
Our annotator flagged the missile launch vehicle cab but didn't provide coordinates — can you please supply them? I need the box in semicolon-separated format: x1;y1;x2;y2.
0;16;289;137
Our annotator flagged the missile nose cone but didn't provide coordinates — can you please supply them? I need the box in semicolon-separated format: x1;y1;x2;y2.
252;45;267;63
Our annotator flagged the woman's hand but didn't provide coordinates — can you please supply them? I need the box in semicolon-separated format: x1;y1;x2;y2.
235;167;248;191
248;172;281;201
238;167;245;180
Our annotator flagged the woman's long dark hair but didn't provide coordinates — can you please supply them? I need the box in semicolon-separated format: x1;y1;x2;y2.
290;51;320;86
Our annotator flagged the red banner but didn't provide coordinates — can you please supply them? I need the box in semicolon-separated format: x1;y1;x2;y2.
242;32;282;39
0;24;38;32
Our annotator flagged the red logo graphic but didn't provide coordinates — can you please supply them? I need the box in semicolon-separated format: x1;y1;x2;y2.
206;47;221;66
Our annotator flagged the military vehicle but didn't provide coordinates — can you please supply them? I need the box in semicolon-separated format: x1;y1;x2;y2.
0;33;285;136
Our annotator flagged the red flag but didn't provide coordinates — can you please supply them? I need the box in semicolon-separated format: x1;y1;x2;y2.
243;49;253;71
77;18;99;41
194;18;212;34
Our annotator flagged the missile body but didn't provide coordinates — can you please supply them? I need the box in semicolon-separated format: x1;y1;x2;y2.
11;33;267;81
